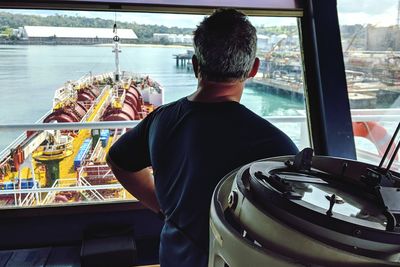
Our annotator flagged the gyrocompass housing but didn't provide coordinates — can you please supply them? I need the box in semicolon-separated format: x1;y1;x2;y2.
210;144;400;266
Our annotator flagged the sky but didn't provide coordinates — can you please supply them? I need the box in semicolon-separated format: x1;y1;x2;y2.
337;0;398;26
1;9;297;28
1;0;399;28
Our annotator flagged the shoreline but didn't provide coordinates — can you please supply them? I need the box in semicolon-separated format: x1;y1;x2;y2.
95;43;191;48
0;41;192;49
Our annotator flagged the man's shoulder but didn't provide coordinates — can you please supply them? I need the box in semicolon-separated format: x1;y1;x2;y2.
238;110;298;153
151;97;186;115
235;106;273;126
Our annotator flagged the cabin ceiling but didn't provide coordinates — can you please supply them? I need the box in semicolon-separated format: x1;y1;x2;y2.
0;0;303;17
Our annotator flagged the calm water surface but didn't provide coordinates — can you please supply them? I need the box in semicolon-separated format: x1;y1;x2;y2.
0;45;305;151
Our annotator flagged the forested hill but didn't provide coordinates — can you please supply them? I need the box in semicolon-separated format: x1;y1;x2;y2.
0;11;310;43
0;12;194;40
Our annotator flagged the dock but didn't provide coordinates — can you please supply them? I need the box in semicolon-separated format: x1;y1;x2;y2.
248;78;304;102
349;82;400;107
248;77;400;109
173;50;194;66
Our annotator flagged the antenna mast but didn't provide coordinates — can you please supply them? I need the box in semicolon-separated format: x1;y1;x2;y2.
397;0;400;27
112;14;121;82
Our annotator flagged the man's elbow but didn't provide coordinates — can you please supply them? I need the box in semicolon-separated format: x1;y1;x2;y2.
105;151;113;169
106;151;122;172
106;152;124;182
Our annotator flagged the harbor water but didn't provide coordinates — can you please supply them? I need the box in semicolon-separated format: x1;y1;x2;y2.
0;45;306;151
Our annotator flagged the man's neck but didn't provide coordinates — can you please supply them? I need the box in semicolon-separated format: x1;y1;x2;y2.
187;79;244;103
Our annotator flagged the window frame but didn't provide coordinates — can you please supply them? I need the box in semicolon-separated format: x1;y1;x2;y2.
0;0;356;246
300;0;356;159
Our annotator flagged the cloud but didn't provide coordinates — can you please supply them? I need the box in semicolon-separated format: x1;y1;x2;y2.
3;9;298;28
2;9;203;28
338;6;397;26
337;0;398;26
117;13;203;28
337;0;396;14
3;0;399;27
249;17;297;27
1;9;51;16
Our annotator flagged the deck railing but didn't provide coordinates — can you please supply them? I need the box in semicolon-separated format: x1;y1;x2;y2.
1;109;399;157
0;108;399;207
0;184;124;196
1;108;398;131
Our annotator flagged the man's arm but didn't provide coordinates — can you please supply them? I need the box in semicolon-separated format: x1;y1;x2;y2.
106;154;160;213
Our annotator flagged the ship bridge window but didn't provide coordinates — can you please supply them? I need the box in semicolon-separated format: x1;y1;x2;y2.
0;7;310;208
338;0;400;169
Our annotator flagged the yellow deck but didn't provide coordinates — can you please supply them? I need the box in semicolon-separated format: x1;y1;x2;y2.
59;88;110;180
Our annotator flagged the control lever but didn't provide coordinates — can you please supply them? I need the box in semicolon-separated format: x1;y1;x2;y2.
286;147;313;171
361;122;400;231
379;122;400;174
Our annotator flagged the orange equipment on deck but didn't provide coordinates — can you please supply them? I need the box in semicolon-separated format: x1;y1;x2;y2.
353;121;398;159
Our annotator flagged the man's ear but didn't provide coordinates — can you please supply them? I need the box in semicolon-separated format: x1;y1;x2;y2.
192;55;199;78
248;57;260;78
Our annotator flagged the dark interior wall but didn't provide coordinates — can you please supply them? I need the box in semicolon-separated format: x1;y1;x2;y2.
0;204;163;250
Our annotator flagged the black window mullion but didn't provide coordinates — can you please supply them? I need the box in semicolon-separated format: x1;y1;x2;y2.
301;0;356;159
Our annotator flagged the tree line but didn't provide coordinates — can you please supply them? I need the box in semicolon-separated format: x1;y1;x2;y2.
3;11;367;47
0;12;311;42
0;12;194;43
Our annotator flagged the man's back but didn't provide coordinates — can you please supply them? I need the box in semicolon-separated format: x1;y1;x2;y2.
147;97;298;266
107;9;299;267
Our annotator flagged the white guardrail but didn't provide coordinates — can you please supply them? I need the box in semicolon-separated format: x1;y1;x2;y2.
0;108;399;132
0;109;399;206
0;109;399;160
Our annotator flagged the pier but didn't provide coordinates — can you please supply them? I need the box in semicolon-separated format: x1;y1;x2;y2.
248;78;304;102
248;78;400;109
174;50;194;66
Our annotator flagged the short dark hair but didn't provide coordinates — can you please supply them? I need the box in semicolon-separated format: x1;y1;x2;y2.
193;9;257;82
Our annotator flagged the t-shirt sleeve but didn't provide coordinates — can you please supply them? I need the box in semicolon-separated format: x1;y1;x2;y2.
250;125;299;160
279;133;299;155
107;113;154;172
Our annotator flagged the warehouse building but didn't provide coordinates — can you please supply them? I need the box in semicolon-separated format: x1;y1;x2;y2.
153;33;193;44
20;26;138;44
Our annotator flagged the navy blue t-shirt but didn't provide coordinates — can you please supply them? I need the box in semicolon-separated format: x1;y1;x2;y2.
108;97;298;266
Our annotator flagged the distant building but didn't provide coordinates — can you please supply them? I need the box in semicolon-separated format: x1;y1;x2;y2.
153;33;193;44
19;26;138;44
257;34;299;52
366;26;400;51
257;34;269;52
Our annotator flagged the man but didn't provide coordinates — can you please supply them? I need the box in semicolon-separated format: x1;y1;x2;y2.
107;9;298;267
